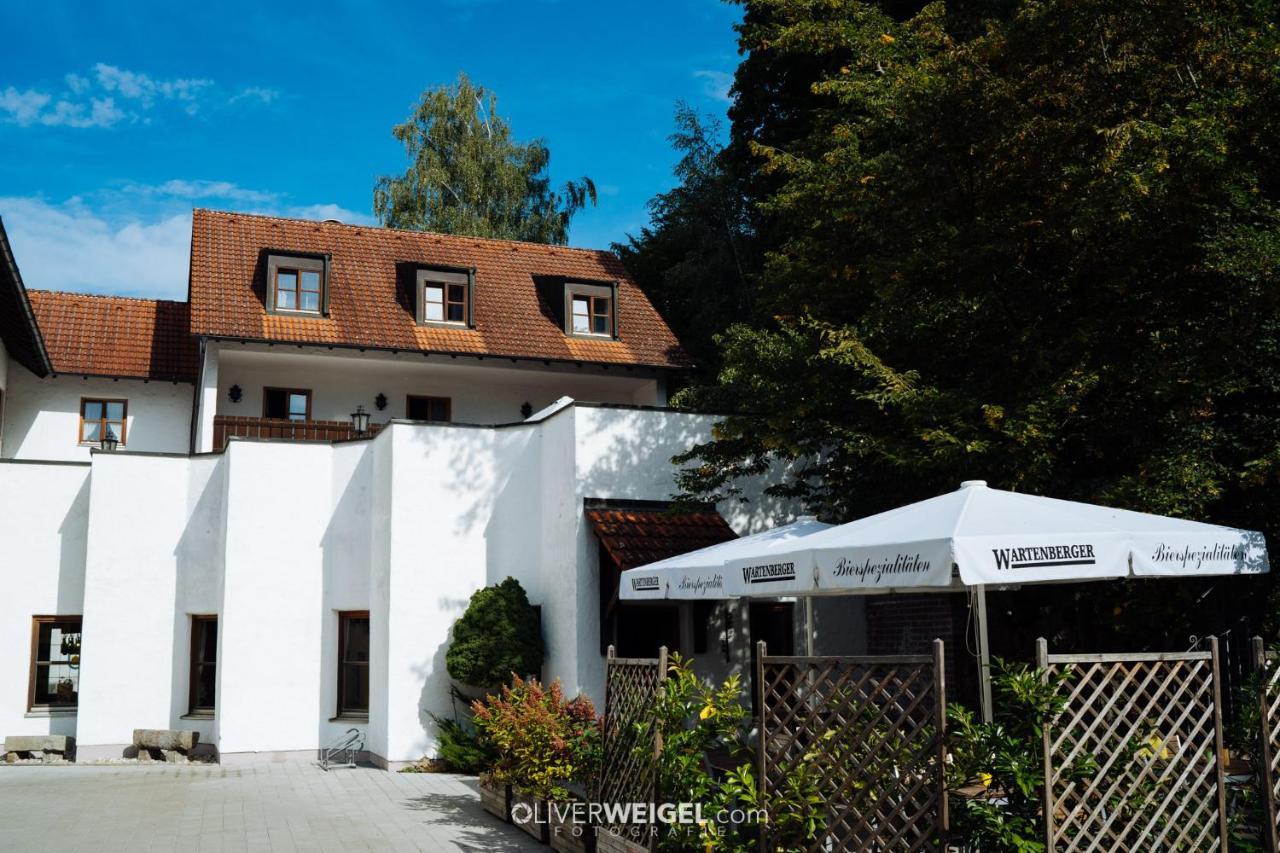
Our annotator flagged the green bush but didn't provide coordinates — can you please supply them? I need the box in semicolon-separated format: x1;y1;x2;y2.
446;577;544;688
431;715;493;774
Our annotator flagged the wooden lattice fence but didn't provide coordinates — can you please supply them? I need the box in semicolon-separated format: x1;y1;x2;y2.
596;645;667;846
1252;637;1280;852
756;639;949;852
1037;639;1228;852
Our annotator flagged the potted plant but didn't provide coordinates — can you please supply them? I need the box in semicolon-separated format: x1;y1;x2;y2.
549;696;602;853
474;675;597;845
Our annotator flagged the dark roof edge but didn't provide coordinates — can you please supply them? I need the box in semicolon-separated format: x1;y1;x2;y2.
203;334;687;371
0;217;52;377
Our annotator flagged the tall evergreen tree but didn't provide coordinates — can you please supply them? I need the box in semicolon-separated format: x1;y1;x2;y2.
374;73;596;245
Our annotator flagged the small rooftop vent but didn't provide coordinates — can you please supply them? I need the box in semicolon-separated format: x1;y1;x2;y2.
322;218;342;225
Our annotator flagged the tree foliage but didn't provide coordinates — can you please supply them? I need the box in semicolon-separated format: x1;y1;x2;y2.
446;577;544;688
374;73;596;244
625;0;1280;645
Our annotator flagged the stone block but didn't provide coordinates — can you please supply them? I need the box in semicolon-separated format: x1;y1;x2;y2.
4;752;16;763
162;749;187;764
27;750;43;760
4;735;70;753
132;729;199;751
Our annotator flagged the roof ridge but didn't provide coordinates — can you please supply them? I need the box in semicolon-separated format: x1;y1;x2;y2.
192;207;621;258
27;289;187;306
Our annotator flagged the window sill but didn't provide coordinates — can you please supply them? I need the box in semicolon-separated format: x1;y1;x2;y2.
567;331;615;340
418;320;470;329
25;708;77;718
268;307;326;318
181;712;215;721
329;714;369;723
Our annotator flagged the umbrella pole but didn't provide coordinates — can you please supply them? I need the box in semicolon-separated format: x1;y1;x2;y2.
975;584;993;723
804;595;815;656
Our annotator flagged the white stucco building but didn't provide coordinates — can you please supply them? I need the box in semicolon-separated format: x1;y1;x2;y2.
0;211;864;766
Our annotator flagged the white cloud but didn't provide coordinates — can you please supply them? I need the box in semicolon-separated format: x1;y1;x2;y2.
0;188;375;299
0;88;52;125
693;70;733;104
231;86;280;105
1;65;277;129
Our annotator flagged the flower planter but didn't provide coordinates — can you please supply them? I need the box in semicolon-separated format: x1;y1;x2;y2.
479;774;511;823
511;789;551;844
548;799;596;853
595;829;651;853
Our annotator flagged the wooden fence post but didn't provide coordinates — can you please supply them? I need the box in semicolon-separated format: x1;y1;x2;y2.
1036;637;1054;851
1211;636;1229;853
756;640;768;853
1257;637;1279;853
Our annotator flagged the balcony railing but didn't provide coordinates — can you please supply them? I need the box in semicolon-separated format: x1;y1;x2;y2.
212;415;382;450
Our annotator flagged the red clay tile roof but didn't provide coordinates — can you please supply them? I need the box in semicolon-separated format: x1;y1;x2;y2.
27;290;199;382
189;209;689;369
586;508;737;570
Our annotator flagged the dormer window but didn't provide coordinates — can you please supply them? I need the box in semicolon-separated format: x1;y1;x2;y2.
417;267;474;327
564;282;616;338
266;252;328;316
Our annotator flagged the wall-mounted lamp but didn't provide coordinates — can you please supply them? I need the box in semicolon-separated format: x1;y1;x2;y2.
375;393;388;411
521;401;533;419
350;405;371;435
100;427;120;452
228;384;243;403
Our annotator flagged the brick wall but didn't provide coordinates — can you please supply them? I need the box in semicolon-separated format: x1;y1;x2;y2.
866;593;975;707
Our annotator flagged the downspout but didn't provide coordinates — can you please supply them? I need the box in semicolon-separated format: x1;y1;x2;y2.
188;336;206;454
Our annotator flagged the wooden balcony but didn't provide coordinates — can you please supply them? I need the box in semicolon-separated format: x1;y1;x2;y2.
212;415;383;450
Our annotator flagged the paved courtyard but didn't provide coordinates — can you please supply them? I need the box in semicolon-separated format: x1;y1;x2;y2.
0;762;545;852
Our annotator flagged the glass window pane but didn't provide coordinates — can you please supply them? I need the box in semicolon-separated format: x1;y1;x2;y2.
342;665;369;711
594;314;609;334
276;290;297;310
194;664;216;709
277;270;297;291
429;400;448;421
446;303;465;322
300;291;320;312
425;285;443;304
425;303;444;322
447;284;465;303
82;421;101;442
83;401;103;421
105;402;125;420
300;270;321;292
345;617;370;662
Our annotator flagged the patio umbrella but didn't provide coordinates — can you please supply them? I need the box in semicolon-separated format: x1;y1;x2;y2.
622;516;833;601
621;480;1269;720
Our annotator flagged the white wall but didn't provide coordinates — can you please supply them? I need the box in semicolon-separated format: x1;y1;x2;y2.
75;454;223;756
213;346;663;428
1;369;192;461
0;460;88;741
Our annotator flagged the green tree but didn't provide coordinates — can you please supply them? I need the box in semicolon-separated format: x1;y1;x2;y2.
614;105;759;380
672;0;1280;645
446;577;544;688
374;73;596;244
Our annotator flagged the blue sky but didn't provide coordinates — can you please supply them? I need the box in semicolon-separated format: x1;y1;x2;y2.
0;0;741;300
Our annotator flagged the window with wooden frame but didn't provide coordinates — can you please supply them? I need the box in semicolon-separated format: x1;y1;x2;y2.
79;398;127;446
337;611;370;718
188;616;217;715
565;282;615;338
406;395;451;423
265;252;328;316
263;387;312;421
417;267;473;327
29;616;82;711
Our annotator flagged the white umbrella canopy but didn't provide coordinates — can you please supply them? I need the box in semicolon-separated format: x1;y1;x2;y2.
723;480;1269;597
620;516;833;601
